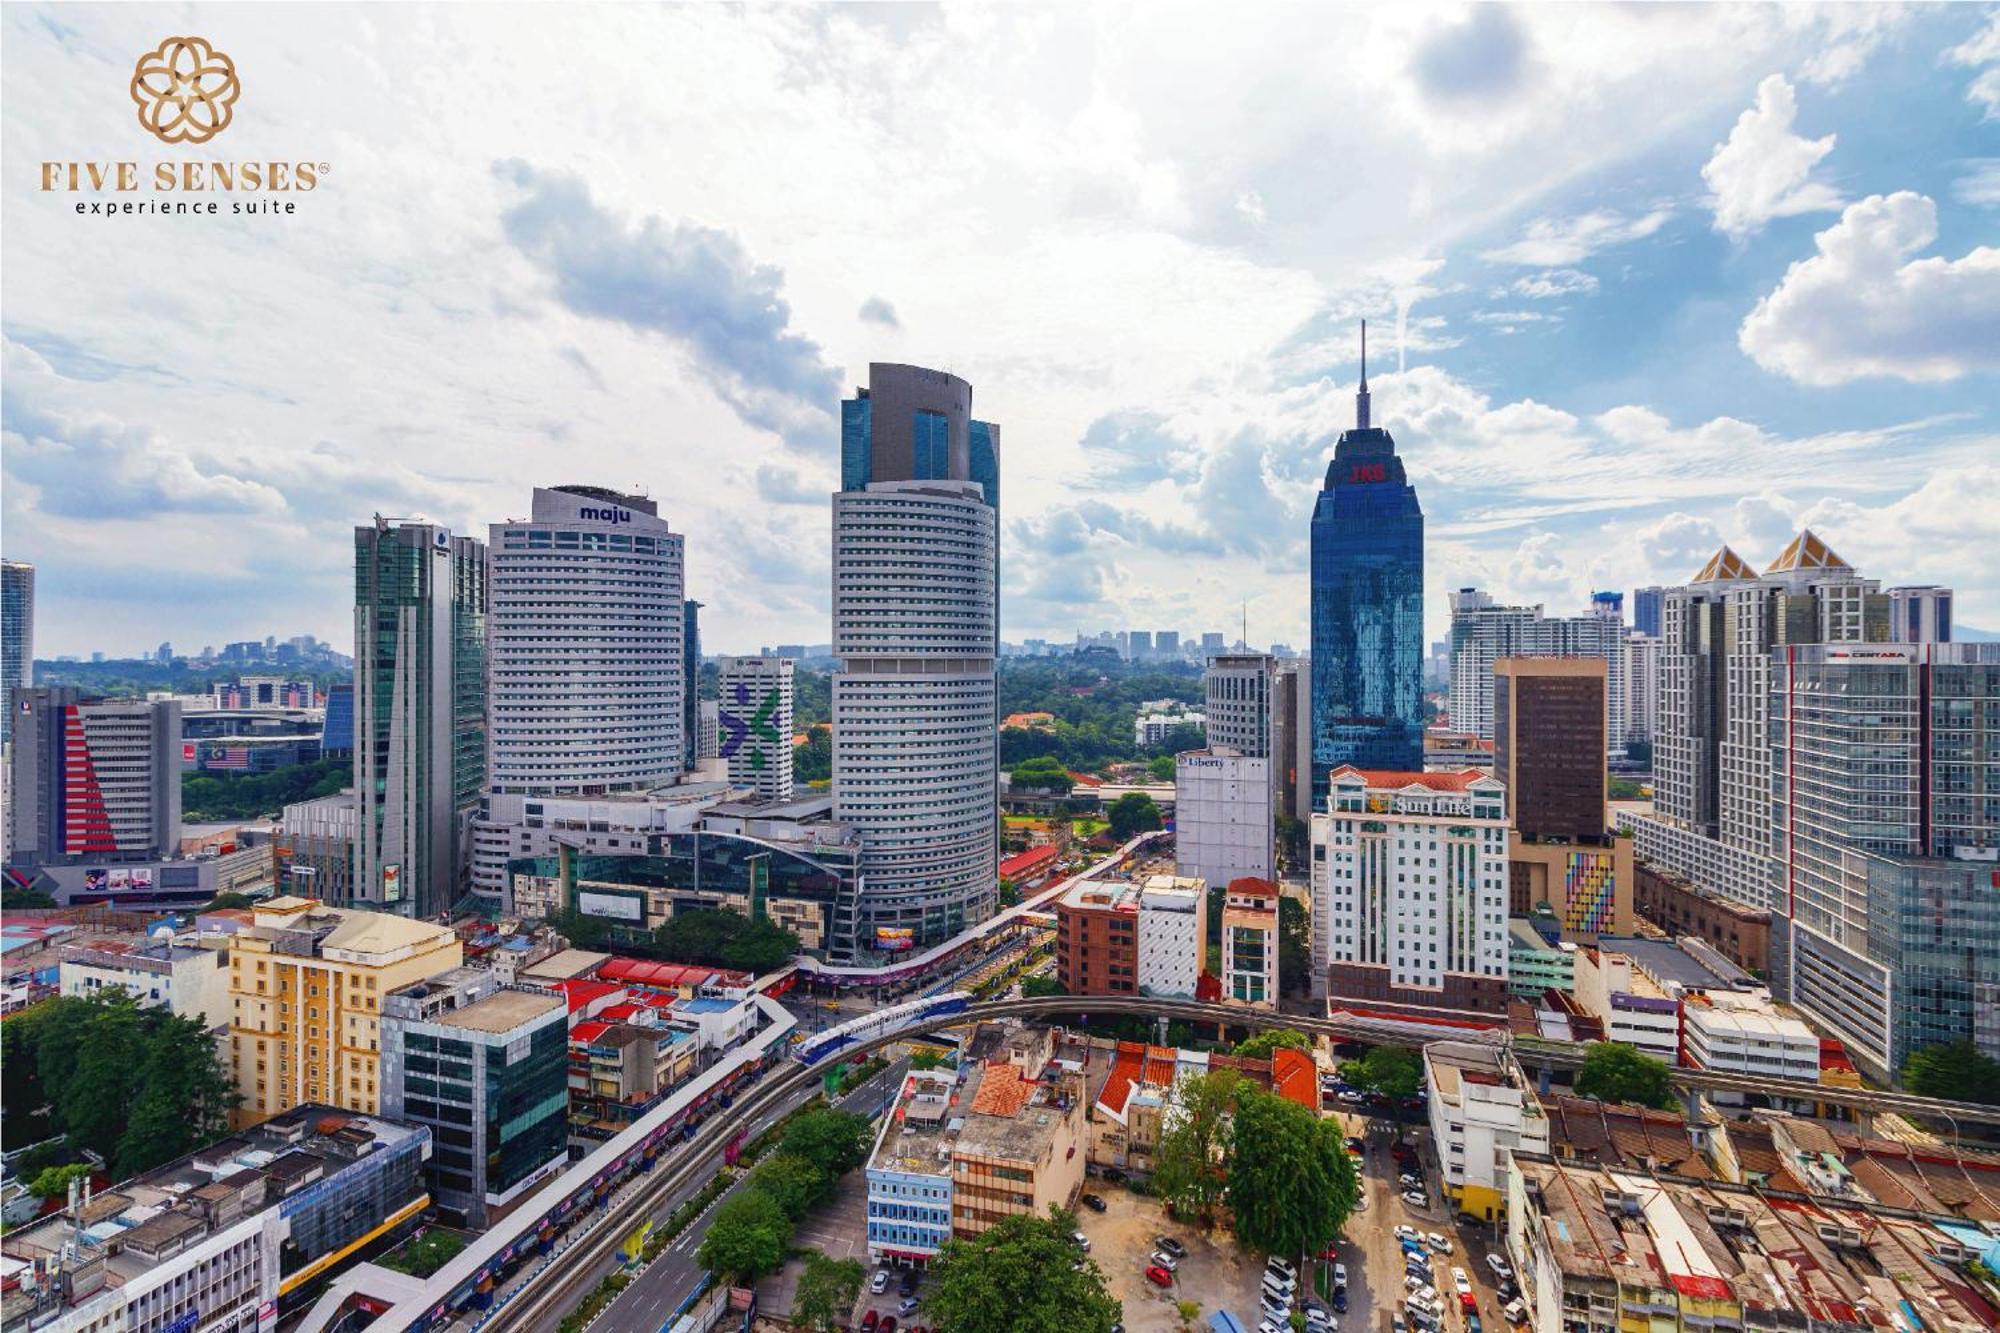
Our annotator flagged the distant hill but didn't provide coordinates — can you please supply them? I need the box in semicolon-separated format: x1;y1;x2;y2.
1955;625;1998;642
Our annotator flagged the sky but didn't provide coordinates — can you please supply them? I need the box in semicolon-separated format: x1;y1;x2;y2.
3;2;1996;658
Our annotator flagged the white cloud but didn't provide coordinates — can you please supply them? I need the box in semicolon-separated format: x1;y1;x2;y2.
1701;75;1842;238
1235;190;1267;226
1738;192;2000;385
1945;11;2000;119
1500;269;1598;299
1953;159;2000;208
1480;208;1671;266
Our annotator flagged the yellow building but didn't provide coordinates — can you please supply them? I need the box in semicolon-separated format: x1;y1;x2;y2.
228;896;461;1125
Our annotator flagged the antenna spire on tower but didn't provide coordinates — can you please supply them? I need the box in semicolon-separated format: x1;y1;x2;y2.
1356;319;1372;431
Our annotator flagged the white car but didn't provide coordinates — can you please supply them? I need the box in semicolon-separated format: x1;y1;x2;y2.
1427;1233;1453;1254
1503;1300;1528;1324
1152;1250;1180;1272
870;1271;891;1295
1333;1262;1349;1288
1404;1277;1428;1295
1395;1224;1420;1241
1452;1267;1473;1295
1403;1189;1427;1207
1267;1257;1299;1285
1487;1253;1514;1280
1305;1311;1337;1332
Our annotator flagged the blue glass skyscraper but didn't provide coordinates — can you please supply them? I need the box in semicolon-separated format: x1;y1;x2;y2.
1310;324;1424;806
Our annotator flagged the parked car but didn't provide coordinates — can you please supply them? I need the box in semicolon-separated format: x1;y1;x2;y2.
1427;1233;1452;1254
1333;1262;1349;1288
1459;1293;1478;1315
861;1313;880;1333
1486;1253;1514;1280
871;1271;891;1295
1405;1277;1429;1295
1403;1189;1428;1207
1267;1257;1299;1285
1394;1224;1421;1241
1468;1316;1483;1333
1145;1264;1174;1288
900;1271;917;1296
898;1297;919;1316
879;1319;897;1333
1400;1173;1423;1188
1305;1310;1337;1332
1333;1289;1348;1314
1071;1231;1091;1252
1452;1267;1473;1295
1503;1300;1528;1324
1391;1316;1406;1333
1345;1136;1366;1151
1155;1236;1187;1259
1151;1250;1180;1272
1079;1193;1107;1212
1258;1321;1285;1333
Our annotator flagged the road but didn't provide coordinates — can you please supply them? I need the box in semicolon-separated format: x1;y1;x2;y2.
569;1057;911;1333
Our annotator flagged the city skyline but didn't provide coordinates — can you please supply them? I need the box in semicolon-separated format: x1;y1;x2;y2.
3;6;1996;658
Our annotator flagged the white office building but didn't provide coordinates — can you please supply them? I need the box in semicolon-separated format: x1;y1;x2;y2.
1134;706;1204;747
59;941;231;1030
718;656;795;801
1174;748;1273;888
1203;655;1273;756
1447;589;1628;751
472;784;731;906
1425;1041;1549;1222
1887;585;1952;643
1624;632;1660;745
487;486;685;797
1311;767;1509;1010
1137;874;1207;998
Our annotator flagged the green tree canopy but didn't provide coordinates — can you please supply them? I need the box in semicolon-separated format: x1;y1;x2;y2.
182;757;351;821
1021;975;1068;999
792;1252;866;1333
1148;754;1177;782
1574;1042;1677;1111
28;1163;93;1200
1010;756;1075;794
748;1152;830;1222
1902;1041;2000;1105
696;1189;790;1282
1233;1028;1311;1061
2;886;56;910
924;1207;1122;1333
1153;1069;1240;1226
1338;1045;1424;1099
1226;1085;1359;1262
779;1108;874;1180
1107;792;1163;839
1277;897;1311;997
654;909;801;973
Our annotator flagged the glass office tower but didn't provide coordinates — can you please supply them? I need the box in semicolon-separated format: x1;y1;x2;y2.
1309;326;1424;805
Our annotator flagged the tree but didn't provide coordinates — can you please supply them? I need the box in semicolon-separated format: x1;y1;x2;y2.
779;1108;874;1180
1148;722;1208;756
28;1163;92;1200
1;886;56;910
1153;1069;1240;1226
1148;754;1177;782
924;1207;1121;1333
1277;897;1311;997
748;1152;830;1222
795;726;833;784
654;909;801;973
1234;1028;1311;1061
1902;1041;2000;1105
792;1251;866;1332
1010;756;1075;795
202;892;258;911
1107;792;1163;839
1339;1045;1424;1099
1226;1085;1359;1262
1175;1299;1203;1331
1021;975;1068;999
1575;1042;1676;1111
696;1189;790;1282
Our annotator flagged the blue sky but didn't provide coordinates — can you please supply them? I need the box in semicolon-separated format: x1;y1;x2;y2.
3;3;1995;656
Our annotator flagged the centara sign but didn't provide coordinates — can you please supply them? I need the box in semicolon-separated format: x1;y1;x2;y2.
577;505;633;524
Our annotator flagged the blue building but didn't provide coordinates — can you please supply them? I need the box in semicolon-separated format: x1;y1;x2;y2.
1309;325;1424;804
1630;586;1664;638
320;681;354;758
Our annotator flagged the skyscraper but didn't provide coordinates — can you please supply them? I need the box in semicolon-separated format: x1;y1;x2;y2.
1624;633;1660;745
719;655;795;801
1772;642;2000;1080
1448;588;1629;752
683;598;704;768
1309;323;1424;805
1887;585;1952;643
485;487;685;797
834;364;1000;952
6;687;181;868
1629;531;1886;913
2;558;32;746
1630;586;1665;638
354;520;486;919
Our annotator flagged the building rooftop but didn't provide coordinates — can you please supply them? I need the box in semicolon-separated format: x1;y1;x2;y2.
518;948;611;981
1328;766;1498;793
433;987;564;1035
1597;935;1747;994
1060;879;1141;913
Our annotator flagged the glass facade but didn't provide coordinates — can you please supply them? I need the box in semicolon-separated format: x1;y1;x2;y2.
1309;424;1424;805
320;682;354;758
841;395;874;491
913;409;950;478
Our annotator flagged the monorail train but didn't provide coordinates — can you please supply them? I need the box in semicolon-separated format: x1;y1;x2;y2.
794;990;972;1065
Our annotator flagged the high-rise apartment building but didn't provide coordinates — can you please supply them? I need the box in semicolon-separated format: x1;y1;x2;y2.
486;487;685;797
1309;326;1424;802
1631;585;1664;638
834;364;1000;952
1127;630;1153;661
719;655;795;801
1156;630;1180;660
1448;588;1629;751
1630;531;1886;913
1;558;32;746
1311;767;1509;1011
1771;642;2000;1081
354;520;487;918
1271;658;1314;823
1204;654;1273;758
683;598;704;768
227;895;462;1125
6;687;181;868
1624;632;1660;745
379;968;568;1227
1494;658;1632;941
1887;585;1952;643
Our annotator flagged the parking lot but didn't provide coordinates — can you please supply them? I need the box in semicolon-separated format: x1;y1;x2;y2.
1074;1184;1278;1331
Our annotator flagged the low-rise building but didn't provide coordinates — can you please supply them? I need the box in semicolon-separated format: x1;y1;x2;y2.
1506;919;1575;999
1220;879;1278;1008
1134;706;1204;747
865;1033;1092;1268
1055;879;1140;997
1680;991;1818;1081
1424;1040;1549;1222
275;790;358;904
1631;860;1770;975
1136;875;1207;998
379;969;569;1227
1088;1039;1319;1176
1570;945;1681;1064
59;940;233;1029
0;1107;428;1333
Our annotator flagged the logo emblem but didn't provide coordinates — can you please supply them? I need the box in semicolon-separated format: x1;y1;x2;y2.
130;36;240;145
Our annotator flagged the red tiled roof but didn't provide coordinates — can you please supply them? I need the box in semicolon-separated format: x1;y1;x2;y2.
970;1063;1034;1118
1271;1046;1319;1112
558;979;625;1013
599;1003;643;1022
1330;766;1488;792
570;1020;612;1044
597;958;752;990
999;845;1060;879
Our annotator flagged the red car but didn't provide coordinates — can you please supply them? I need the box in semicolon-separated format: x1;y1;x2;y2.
1460;1293;1478;1314
861;1314;879;1333
1145;1264;1174;1288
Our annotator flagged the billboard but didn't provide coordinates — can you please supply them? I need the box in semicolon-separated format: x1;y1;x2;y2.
108;868;132;890
130;867;154;891
84;868;108;891
875;927;915;952
382;863;402;903
579;890;645;922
